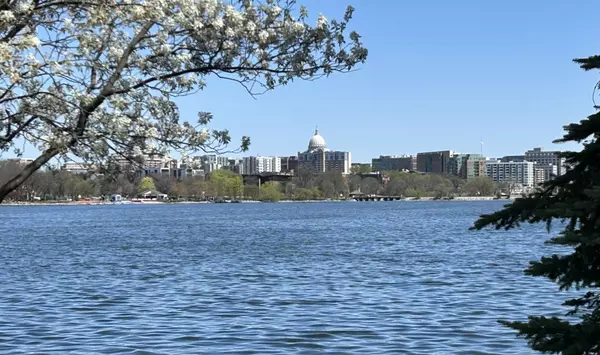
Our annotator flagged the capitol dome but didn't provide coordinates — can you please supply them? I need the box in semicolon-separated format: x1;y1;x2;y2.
308;128;326;151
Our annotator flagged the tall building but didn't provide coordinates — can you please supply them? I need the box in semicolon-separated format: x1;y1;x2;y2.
371;155;416;172
195;154;230;174
534;168;545;186
464;158;486;180
298;129;351;174
224;158;245;175
416;150;453;174
533;163;558;184
243;156;281;175
525;148;565;176
448;154;486;179
280;156;299;174
485;160;535;187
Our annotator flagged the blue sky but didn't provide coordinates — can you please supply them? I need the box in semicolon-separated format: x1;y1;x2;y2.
181;0;598;162
11;0;600;163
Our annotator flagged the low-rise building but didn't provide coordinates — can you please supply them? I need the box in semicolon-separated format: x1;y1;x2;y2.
371;155;415;172
61;162;95;175
500;155;525;163
6;158;35;165
111;154;174;176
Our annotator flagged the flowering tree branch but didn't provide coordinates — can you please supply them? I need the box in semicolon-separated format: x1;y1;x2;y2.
0;0;368;202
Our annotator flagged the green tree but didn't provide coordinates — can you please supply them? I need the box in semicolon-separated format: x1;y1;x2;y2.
137;177;156;193
463;176;495;196
404;188;423;198
154;175;174;194
318;172;347;199
309;188;323;200
185;178;206;199
209;170;242;198
428;174;453;198
169;181;188;199
295;169;316;189
294;188;312;200
348;175;363;192
258;182;283;202
226;175;243;199
283;182;296;199
361;177;383;194
472;56;600;353
75;180;95;198
351;164;372;175
446;174;467;195
243;184;260;200
116;175;136;197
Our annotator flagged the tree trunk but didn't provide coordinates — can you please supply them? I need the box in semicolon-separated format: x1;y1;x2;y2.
0;147;60;203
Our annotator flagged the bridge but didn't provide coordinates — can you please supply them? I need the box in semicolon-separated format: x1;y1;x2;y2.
242;172;294;186
351;194;403;201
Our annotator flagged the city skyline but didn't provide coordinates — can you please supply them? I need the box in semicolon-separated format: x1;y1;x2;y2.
1;1;595;163
8;126;569;174
171;0;593;162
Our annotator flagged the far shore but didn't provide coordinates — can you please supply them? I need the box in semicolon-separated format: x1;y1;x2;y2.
0;196;516;207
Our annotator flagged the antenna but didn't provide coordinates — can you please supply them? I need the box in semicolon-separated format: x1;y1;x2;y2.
480;136;483;156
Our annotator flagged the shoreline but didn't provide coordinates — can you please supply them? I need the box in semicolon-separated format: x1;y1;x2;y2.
0;196;515;207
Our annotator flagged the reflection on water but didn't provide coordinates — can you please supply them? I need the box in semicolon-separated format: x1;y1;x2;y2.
0;202;566;354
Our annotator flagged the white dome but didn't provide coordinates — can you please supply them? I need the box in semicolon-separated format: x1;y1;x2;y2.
308;129;326;151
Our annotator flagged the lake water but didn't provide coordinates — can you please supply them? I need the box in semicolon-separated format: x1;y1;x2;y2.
0;201;568;354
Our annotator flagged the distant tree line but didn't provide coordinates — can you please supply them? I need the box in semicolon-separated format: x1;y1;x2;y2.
1;160;506;202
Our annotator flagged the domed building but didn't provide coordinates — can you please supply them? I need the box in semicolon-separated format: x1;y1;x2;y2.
308;129;327;151
298;128;351;174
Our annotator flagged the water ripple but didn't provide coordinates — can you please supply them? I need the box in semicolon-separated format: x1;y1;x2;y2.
0;202;570;354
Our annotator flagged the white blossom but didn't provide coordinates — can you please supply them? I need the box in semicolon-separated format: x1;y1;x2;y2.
267;5;282;18
8;71;20;84
175;52;192;63
317;14;328;29
0;43;10;61
0;11;15;23
132;146;143;157
224;28;236;38
258;30;270;43
224;5;243;26
292;21;305;34
246;21;256;34
199;129;210;142
212;17;224;29
146;127;158;139
14;0;34;13
22;35;41;47
0;0;367;200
